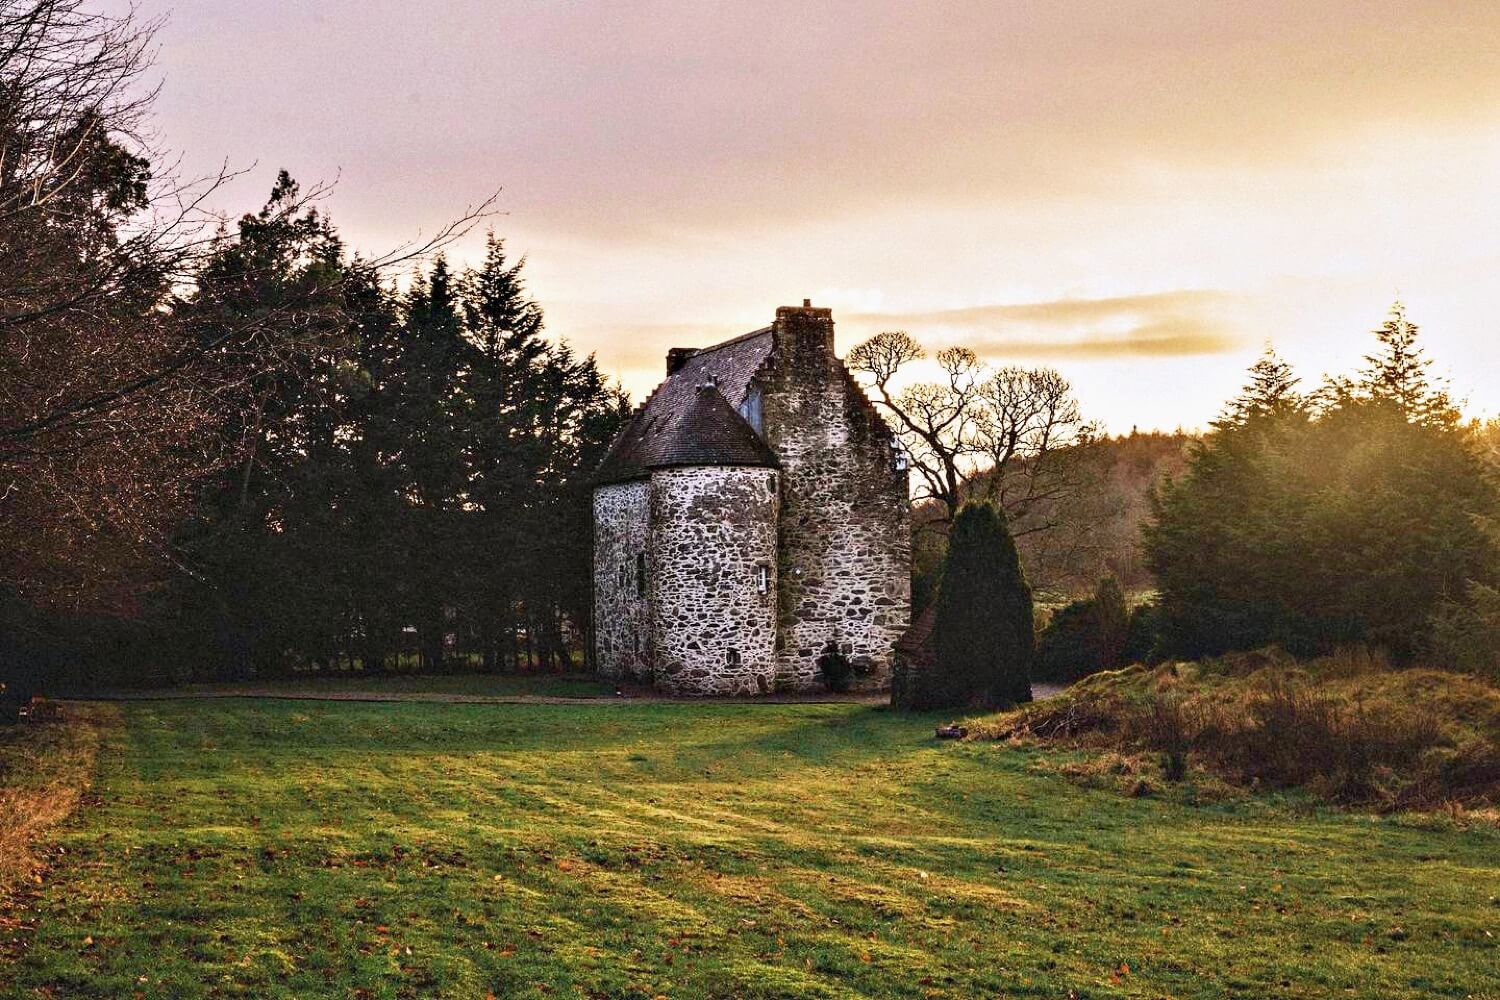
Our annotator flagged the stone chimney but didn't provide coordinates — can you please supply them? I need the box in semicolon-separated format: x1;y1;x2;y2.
773;299;835;365
666;347;696;375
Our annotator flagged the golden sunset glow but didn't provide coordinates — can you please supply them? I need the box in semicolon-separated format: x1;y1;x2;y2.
139;0;1500;429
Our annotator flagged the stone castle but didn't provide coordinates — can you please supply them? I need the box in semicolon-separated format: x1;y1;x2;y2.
592;302;912;695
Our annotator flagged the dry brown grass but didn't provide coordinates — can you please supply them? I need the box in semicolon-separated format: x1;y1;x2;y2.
0;703;116;899
966;653;1500;812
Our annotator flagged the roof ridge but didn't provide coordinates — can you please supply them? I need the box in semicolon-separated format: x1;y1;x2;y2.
692;325;772;356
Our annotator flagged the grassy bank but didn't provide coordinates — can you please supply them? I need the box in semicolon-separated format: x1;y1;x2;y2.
967;653;1500;812
2;697;1496;998
0;705;114;894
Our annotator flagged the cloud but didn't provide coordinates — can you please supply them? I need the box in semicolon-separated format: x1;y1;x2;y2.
847;290;1246;359
972;317;1241;359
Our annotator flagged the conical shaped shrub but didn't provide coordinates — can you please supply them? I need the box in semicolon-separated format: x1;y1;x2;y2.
925;502;1035;709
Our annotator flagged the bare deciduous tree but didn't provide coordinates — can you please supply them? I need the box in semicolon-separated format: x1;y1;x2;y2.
847;330;1094;535
0;1;493;610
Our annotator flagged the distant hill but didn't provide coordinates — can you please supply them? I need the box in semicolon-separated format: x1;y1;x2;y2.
1021;429;1194;597
913;430;1195;607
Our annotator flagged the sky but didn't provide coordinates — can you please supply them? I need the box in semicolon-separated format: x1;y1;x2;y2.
124;0;1500;431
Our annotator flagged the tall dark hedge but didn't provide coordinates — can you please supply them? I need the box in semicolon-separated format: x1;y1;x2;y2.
925;502;1034;709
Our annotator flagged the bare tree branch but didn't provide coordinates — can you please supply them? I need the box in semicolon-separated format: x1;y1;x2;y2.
848;329;1092;534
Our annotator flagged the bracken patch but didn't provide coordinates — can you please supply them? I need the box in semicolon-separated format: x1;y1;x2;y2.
965;657;1500;812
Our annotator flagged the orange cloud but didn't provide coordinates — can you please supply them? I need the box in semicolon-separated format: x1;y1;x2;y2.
848;291;1245;359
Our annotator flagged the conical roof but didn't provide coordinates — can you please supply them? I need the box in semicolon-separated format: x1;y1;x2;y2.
594;327;779;484
646;384;779;470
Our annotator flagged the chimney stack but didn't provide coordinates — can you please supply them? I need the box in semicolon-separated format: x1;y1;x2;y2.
774;300;835;363
666;347;695;375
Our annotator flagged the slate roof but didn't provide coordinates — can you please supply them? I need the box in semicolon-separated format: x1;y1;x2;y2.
594;327;778;484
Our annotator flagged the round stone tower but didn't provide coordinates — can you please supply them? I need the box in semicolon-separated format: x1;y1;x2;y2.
649;463;779;695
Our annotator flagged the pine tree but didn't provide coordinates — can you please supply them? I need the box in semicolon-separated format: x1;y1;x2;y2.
394;256;471;671
1216;346;1304;428
171;172;358;679
1357;300;1457;426
459;236;548;670
927;502;1035;709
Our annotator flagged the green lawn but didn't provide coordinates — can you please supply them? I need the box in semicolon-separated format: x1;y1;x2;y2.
4;698;1497;999
168;671;617;700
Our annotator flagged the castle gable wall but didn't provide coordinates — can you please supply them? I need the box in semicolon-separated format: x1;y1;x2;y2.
756;306;911;691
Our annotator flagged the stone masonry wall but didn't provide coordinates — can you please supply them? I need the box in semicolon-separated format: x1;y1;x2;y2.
649;466;779;695
756;305;911;692
592;480;653;681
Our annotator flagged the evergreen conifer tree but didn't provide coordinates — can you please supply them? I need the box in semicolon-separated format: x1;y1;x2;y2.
1217;346;1304;428
1355;300;1457;426
1147;306;1500;661
927;502;1034;708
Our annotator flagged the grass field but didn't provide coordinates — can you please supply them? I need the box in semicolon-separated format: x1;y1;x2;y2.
82;672;618;701
2;697;1497;999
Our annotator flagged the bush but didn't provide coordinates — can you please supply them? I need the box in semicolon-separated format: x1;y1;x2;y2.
1430;582;1500;681
1034;578;1149;684
1120;600;1163;665
816;643;854;693
1092;577;1130;668
1034;599;1095;683
1123;691;1195;781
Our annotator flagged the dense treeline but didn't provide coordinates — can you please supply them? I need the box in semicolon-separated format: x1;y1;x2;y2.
6;172;626;687
2;172;624;689
1143;305;1500;667
160;178;627;682
0;4;625;689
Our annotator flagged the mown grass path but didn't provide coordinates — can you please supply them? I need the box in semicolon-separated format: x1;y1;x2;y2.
4;699;1497;998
